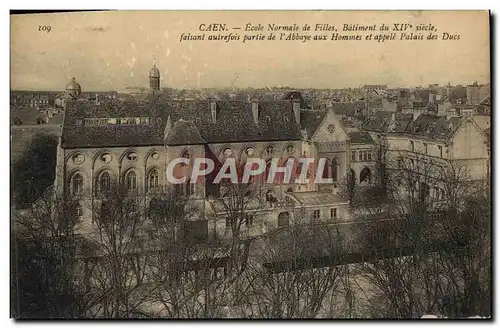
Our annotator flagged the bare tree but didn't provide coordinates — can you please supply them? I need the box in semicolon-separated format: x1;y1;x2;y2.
82;184;149;318
240;215;349;318
12;188;87;318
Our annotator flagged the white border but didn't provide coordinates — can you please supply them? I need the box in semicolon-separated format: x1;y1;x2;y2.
3;1;498;327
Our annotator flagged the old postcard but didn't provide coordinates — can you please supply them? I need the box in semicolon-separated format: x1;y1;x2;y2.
10;10;491;319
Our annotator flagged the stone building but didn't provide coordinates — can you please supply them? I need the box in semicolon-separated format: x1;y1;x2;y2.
54;62;358;240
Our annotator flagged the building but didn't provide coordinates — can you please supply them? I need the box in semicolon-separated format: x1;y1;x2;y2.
54;62;361;240
466;81;490;105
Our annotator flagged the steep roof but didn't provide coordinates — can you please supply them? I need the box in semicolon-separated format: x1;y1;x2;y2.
349;131;375;144
299;110;327;139
61;98;303;149
164;119;205;146
404;113;461;140
363;111;413;133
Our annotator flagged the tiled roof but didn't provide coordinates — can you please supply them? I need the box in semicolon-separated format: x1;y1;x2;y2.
164;119;205;146
363;111;413;133
331;101;366;117
299;110;327;138
61;97;303;149
404;113;461;140
348;131;375;144
289;190;348;206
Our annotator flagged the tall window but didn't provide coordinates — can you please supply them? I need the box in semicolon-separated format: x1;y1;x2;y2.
438;145;443;158
330;208;337;219
99;172;111;193
332;158;339;181
423;143;428;155
72;173;84;195
322;159;333;179
148;169;159;191
313;210;321;221
126;171;137;191
351;151;356;162
410;140;415;152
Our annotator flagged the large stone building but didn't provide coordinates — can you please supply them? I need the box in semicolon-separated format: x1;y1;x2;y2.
54;63;373;240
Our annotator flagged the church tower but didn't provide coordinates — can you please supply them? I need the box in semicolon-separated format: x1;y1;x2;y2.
149;57;161;91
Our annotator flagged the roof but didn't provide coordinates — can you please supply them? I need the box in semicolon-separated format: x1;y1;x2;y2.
348;131;375;144
149;66;160;78
288;191;348;207
363;111;413;133
299;110;327;138
61;97;303;149
164;119;205;145
331;101;366;117
404;113;461;140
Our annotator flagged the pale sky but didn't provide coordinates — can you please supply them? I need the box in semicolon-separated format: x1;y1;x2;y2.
11;10;490;91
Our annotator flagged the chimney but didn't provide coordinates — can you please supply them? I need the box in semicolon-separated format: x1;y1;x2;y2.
292;97;301;125
209;98;217;123
251;99;259;124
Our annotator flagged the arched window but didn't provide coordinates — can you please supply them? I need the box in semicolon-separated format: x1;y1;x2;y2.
126;171;137;191
99;172;111;193
322;159;333;179
332;158;339;181
264;160;272;184
148;169;159;191
360;167;372;184
72;173;84;195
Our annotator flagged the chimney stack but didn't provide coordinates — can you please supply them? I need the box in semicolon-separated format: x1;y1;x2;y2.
209;98;217;123
251;99;259;124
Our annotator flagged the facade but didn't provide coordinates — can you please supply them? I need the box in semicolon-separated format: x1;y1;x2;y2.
363;109;490;204
54;63;362;240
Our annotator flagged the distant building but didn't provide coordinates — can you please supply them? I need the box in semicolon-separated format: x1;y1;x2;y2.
466;81;489;105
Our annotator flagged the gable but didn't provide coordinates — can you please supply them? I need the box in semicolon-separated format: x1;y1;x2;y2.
311;109;349;142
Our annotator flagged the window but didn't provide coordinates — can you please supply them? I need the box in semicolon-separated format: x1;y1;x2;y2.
423;143;428;155
72;173;84;195
265;146;275;157
322;159;333;180
410;140;415;151
126;171;137;191
438;145;443;158
367;151;372;161
330;208;337;219
127;152;138;162
99;172;111;193
351;151;356;162
148;169;159;191
76;204;83;218
278;212;290;227
331;158;339;181
245;214;254;227
313;210;321;221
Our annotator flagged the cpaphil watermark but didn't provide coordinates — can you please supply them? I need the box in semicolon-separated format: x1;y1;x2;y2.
166;157;335;184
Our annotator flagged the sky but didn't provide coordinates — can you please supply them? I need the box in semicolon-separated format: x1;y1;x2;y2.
10;10;490;91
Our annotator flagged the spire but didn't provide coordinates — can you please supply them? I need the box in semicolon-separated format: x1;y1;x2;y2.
153;54;157;69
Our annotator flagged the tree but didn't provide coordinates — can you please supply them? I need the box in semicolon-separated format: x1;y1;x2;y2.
12;188;87;318
240;215;349;318
12;133;58;209
82;184;149;318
